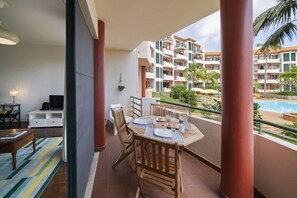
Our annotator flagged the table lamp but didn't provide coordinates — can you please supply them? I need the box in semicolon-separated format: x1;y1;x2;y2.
9;89;18;104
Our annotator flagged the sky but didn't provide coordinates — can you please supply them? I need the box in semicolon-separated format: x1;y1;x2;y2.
175;0;297;52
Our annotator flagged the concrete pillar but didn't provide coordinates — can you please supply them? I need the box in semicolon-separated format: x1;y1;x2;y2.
220;0;254;197
141;66;146;97
94;20;106;151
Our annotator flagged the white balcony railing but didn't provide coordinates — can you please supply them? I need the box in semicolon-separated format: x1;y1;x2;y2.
257;69;281;74
163;48;174;56
204;60;220;65
146;72;155;79
257;79;279;83
255;59;281;64
194;59;204;64
175;65;187;70
163;74;174;81
163;61;174;68
175;76;186;81
175;54;187;60
163;87;171;92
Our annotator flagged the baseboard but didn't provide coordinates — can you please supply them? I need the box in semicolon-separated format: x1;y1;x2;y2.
184;148;221;173
84;152;100;198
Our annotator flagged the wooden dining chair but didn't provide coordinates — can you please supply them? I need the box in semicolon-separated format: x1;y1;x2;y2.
133;133;183;198
150;103;166;116
112;107;135;170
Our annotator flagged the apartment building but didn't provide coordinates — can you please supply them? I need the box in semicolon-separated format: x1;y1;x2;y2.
139;38;297;95
138;35;205;97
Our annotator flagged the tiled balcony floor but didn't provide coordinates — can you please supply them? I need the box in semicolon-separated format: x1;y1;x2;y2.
91;123;220;198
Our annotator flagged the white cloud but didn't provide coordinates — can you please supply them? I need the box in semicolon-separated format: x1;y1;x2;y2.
175;0;279;51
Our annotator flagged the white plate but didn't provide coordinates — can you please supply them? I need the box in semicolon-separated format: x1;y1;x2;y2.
154;129;173;138
133;117;152;125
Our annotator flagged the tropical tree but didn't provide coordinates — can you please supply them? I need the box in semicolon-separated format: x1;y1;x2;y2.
253;0;297;50
182;63;202;83
255;43;281;97
196;68;220;89
278;65;297;90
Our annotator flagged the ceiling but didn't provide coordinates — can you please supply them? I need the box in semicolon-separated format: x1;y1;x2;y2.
0;0;65;46
95;0;219;50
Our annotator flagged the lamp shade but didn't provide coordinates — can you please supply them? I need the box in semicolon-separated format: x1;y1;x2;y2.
9;89;18;97
0;26;19;45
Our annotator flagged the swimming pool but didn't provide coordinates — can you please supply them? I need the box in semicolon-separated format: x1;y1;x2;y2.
255;100;297;113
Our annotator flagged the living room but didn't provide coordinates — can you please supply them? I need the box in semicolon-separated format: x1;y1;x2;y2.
0;0;66;197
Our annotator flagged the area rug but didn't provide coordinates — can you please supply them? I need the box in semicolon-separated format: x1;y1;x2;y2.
0;137;63;198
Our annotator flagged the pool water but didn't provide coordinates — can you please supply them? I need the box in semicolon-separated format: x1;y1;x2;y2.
255;100;297;113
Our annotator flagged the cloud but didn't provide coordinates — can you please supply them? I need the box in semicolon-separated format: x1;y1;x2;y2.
175;0;279;51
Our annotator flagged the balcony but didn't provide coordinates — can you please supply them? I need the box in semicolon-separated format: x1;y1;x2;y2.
163;48;174;56
163;87;171;92
146;72;155;79
257;79;279;83
163;74;174;81
194;58;204;64
257;69;281;74
175;76;187;81
204;60;220;65
175;65;187;70
163;61;174;68
175;43;187;50
175;53;187;60
254;59;281;64
163;36;173;44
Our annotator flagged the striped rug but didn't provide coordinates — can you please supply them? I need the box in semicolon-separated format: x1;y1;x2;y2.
0;137;63;198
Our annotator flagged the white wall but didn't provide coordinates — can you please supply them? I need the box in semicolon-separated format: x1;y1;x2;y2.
105;49;139;118
0;44;65;121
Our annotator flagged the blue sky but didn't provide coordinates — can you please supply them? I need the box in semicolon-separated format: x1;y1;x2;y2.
175;0;297;52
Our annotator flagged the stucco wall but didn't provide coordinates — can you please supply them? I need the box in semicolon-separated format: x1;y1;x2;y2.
105;49;139;119
0;44;65;121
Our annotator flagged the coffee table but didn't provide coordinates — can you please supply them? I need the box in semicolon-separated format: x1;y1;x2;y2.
0;129;36;170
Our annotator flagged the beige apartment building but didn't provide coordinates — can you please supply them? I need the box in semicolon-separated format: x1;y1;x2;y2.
138;36;297;95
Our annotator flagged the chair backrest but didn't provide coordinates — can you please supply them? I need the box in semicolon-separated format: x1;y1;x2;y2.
109;104;122;120
111;107;128;134
150;104;166;116
133;134;180;179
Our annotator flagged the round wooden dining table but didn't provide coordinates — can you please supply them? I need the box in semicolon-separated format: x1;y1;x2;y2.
128;116;204;146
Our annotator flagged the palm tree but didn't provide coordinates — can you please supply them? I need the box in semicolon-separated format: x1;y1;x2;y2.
278;65;297;91
196;68;219;89
182;63;201;84
253;0;297;50
255;43;281;97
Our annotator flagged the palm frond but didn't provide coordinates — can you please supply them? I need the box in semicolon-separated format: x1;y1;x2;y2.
260;22;297;49
253;0;297;36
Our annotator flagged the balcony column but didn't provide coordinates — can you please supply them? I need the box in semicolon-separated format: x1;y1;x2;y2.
220;0;254;197
94;20;106;151
141;66;146;97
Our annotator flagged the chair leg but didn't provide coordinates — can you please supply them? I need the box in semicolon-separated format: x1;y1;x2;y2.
113;124;118;135
112;149;135;170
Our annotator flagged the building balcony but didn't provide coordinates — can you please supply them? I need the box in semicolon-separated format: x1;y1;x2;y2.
194;59;204;64
163;74;174;81
256;69;281;74
163;36;173;44
204;60;220;65
163;61;174;68
257;79;279;84
175;65;187;70
174;43;187;50
163;87;171;92
175;76;187;81
254;59;281;64
175;53;188;60
146;72;155;79
163;48;174;56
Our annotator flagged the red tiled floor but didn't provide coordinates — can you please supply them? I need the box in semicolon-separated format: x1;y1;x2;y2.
91;123;220;198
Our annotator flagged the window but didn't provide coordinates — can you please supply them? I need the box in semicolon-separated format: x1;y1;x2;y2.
271;54;278;59
156;67;163;78
156;81;163;92
271;74;278;79
291;53;296;61
156;53;163;64
270;64;279;69
156;41;163;50
283;53;290;61
259;75;265;79
188;53;193;61
188;42;193;51
284;64;290;71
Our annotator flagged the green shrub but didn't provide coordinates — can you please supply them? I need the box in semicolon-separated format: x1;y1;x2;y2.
170;86;187;99
253;102;262;119
180;91;198;108
277;91;297;96
283;122;297;139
